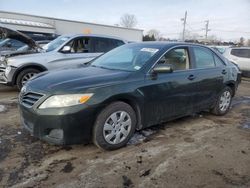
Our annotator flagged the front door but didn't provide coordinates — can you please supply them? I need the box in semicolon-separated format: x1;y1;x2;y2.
48;37;102;69
141;46;198;127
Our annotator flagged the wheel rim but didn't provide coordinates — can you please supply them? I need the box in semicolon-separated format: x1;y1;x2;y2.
219;90;231;112
103;111;132;145
21;72;38;86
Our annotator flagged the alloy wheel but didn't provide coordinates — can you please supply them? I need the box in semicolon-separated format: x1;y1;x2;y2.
219;90;231;112
21;72;37;86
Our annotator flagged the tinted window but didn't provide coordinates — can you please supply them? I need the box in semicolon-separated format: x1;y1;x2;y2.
213;55;225;67
158;48;190;71
231;49;250;58
193;47;215;68
93;38;124;53
115;40;125;47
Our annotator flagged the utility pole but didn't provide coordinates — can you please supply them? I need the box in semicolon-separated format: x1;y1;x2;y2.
204;20;211;41
181;11;187;41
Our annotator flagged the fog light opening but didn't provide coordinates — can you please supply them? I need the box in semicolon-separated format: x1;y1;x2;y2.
48;129;64;140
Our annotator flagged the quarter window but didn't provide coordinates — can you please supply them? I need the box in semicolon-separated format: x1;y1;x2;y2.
193;47;215;68
213;55;225;67
231;49;250;58
158;48;190;71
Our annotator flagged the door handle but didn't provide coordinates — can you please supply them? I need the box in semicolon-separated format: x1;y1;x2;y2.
187;74;196;80
222;69;227;75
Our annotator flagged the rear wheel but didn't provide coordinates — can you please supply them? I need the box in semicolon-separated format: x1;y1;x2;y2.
211;87;232;116
16;68;40;90
93;102;136;150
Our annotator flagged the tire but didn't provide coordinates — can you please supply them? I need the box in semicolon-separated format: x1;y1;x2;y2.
93;101;136;150
211;86;233;116
16;68;40;91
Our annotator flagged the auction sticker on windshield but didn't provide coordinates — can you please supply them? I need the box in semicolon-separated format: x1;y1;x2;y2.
140;48;159;53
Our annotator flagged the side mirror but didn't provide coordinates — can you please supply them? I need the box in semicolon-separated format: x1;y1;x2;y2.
153;64;173;74
61;46;71;53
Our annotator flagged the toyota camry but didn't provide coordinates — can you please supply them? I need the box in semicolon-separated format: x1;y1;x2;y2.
19;42;241;150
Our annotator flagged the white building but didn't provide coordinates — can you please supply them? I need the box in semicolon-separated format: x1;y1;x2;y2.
0;11;143;42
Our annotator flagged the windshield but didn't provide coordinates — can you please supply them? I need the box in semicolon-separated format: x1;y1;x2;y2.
0;39;10;47
43;36;70;52
91;45;160;71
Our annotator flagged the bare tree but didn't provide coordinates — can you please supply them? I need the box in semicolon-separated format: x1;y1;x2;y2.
239;37;245;46
120;14;137;28
147;29;161;40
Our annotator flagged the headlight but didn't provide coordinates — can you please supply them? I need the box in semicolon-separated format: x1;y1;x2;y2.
5;66;12;75
0;56;5;62
39;93;93;109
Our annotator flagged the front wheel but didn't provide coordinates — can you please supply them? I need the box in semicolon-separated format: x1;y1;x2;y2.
93;102;136;150
211;87;233;116
16;68;40;90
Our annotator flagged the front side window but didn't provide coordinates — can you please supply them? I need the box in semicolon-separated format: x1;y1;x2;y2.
157;48;190;71
71;37;90;53
231;49;250;58
92;45;160;71
193;47;215;68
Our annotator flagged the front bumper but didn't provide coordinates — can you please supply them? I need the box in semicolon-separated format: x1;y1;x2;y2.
19;103;99;145
0;66;16;85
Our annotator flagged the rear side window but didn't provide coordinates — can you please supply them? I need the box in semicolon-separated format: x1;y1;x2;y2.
231;49;250;58
93;38;124;53
193;47;215;68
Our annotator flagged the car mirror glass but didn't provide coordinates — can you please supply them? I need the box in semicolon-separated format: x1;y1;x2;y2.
153;64;173;74
61;46;71;53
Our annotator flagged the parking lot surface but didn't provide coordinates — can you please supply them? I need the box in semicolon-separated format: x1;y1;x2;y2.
0;80;250;188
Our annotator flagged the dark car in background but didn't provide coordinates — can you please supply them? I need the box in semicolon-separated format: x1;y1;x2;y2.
19;42;241;150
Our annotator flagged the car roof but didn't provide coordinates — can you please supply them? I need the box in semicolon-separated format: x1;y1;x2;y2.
125;41;213;49
228;47;250;50
60;34;127;42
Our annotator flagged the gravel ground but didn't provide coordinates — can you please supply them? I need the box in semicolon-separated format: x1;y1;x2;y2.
0;80;249;188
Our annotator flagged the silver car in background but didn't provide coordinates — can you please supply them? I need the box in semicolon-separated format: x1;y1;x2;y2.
223;47;250;77
0;28;127;90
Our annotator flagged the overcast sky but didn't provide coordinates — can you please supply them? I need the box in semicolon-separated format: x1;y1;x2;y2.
1;0;250;41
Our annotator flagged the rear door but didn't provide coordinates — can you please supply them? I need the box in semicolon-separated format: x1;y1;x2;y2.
190;46;227;111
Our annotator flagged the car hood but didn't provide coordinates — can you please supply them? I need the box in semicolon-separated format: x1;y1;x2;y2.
0;26;39;49
27;66;132;93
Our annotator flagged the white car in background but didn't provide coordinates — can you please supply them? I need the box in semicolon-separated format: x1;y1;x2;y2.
223;47;250;77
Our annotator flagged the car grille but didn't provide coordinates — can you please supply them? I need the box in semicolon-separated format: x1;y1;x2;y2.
0;66;5;73
20;92;44;108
